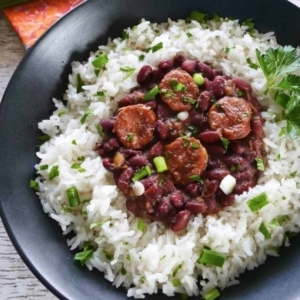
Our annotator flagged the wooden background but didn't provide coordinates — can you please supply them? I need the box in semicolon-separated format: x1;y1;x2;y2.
0;1;300;298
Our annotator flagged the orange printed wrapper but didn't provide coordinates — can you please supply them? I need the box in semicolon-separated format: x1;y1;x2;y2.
3;0;85;48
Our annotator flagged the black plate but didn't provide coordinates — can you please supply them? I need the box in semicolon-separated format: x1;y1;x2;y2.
1;0;300;299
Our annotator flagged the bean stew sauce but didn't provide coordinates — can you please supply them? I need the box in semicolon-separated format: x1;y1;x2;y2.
95;55;266;232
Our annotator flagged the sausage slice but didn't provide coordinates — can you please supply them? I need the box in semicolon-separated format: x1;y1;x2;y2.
114;104;156;149
208;96;252;140
159;69;199;111
164;137;208;186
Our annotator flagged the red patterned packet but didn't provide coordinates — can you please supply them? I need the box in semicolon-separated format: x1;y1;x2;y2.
2;0;85;48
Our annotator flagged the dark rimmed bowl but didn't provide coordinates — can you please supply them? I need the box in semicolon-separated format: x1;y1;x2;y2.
1;0;300;299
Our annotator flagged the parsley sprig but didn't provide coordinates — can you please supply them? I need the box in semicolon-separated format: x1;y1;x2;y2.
256;46;300;138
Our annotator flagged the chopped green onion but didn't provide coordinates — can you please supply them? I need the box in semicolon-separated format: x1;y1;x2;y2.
203;288;220;300
80;109;92;124
94;69;100;76
193;73;205;86
126;133;134;141
72;140;77;145
102;250;114;261
90;218;110;229
120;66;136;81
95;91;105;97
186;32;193;38
247;192;269;212
144;85;159;101
259;221;271;239
62;205;73;213
282;196;286;200
82;211;87;217
74;248;94;265
137;218;146;233
242;18;255;35
269;215;290;229
172;264;182;277
182;96;196;104
49;165;59;180
76;74;84;93
181;294;189;300
172;279;181;287
39;164;48;171
190;11;209;23
160;89;174;98
121;266;127;275
78;156;86;162
58;110;66;116
126;255;132;261
237;90;244;97
212;13;221;22
37;135;50;142
132;166;151;182
95;124;104;138
189;175;203;184
191;142;199;149
153;156;168;173
170;80;187;92
290;171;297;177
255;158;265;171
160;255;166;261
30;180;39;191
197;249;226;267
139;276;145;284
220;137;229;151
279;128;285;137
121;30;129;40
66;186;81;207
152;42;163;52
139;54;145;61
92;53;108;68
71;163;86;173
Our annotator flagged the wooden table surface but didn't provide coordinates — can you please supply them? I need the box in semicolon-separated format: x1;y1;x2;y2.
1;1;300;299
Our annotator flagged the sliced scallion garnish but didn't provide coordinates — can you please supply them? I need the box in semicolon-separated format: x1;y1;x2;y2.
30;180;39;191
92;53;108;68
172;264;182;277
49;165;59;180
193;73;205;86
153;156;168;173
126;133;134;141
80;109;92;124
95;124;104;138
255;158;265;171
66;186;81;207
152;42;163;52
132;166;151;182
202;288;220;300
121;266;127;275
220;137;229;151
259;221;271;239
39;164;48;171
76;74;84;93
189;175;203;184
172;278;181;287
144;85;159;101
197;249;226;267
137;218;146;233
72;140;77;145
247;192;269;212
74;244;94;265
102;250;114;261
120;66;136;81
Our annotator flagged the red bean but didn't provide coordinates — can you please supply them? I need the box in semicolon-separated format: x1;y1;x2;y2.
140;175;158;190
220;194;235;206
174;54;187;66
109;138;120;149
203;144;226;156
199;131;221;143
206;168;229;181
197;62;215;80
148;141;164;158
198;91;212;111
137;65;153;85
156;120;169;140
144;184;163;201
118;96;133;107
181;59;197;74
158;59;174;71
152;69;165;81
102;158;115;172
162;180;176;195
186;198;207;214
128;155;148;167
212;76;225;98
233;167;256;181
202;180;219;198
158;200;171;216
190;112;206;127
119;148;142;158
203;78;212;91
234;178;256;194
223;155;248;170
251;118;264;138
231;140;245;155
214;69;223;76
207;158;221;170
232;77;252;92
156;104;174;120
118;167;134;193
205;196;220;214
185;183;200;196
103;142;113;153
99;118;115;133
144;100;157;110
171;210;191;232
243;151;256;163
169;192;184;207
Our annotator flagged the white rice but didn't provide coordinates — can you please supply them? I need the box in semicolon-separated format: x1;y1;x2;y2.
35;17;300;298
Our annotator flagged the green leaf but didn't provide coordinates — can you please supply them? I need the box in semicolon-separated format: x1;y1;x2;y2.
30;180;39;191
220;137;229;151
152;42;163;53
247;192;269;212
190;11;209;23
256;46;300;90
121;30;129;40
280;98;300;138
74;249;94;265
259;221;271;239
137;218;146;233
139;54;145;61
80;109;92;124
203;288;220;300
92;53;108;68
49;165;59;180
242;18;255;35
255;158;265;171
172;264;182;277
95;124;104;138
276;74;300;91
274;91;290;108
212;13;221;22
76;74;84;93
120;66;136;81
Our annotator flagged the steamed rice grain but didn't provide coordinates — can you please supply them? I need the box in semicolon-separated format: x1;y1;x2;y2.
35;17;300;298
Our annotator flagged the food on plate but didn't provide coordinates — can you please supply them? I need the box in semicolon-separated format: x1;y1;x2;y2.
32;12;300;299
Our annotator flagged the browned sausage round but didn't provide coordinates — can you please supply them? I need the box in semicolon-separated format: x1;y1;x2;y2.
114;104;156;149
159;69;199;111
208;97;252;140
163;137;208;186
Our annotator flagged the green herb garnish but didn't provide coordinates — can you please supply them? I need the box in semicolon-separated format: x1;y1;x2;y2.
190;11;209;23
172;279;181;287
189;175;203;184
197;249;226;267
102;250;114;261
246;58;259;70
74;243;94;265
132;166;151;182
247;192;269;212
172;264;182;277
66;186;80;207
121;30;129;40
72;140;77;145
76;74;84;93
152;42;163;52
95;124;104;138
137;218;146;233
203;288;220;300
259;221;271;239
242;18;255;35
120;66;136;81
139;54;145;61
80;109;92;124
145;85;159;101
39;164;48;171
30;180;39;191
220;137;229;151
92;53;108;68
153;156;168;173
255;158;265;171
49;165;59;180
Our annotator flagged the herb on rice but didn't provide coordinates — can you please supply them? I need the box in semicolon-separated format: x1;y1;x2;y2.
30;180;39;191
242;18;255;35
92;53;108;68
121;30;129;40
49;165;59;180
197;249;226;267
269;215;290;229
189;11;209;23
186;32;193;38
255;158;265;171
172;264;182;277
39;164;48;171
71;163;85;173
144;42;164;53
74;242;94;265
172;279;181;287
137;218;146;233
139;54;145;61
259;221;271;239
290;171;297;177
80;109;92;124
144;85;159;101
72;139;77;145
76;74;84;93
247;192;269;212
95;124;104;138
58;110;66;116
203;288;220;300
120;66;136;81
120;266;127;275
37;134;50;143
66;186;80;207
212;13;221;22
95;91;105;98
102;250;114;261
